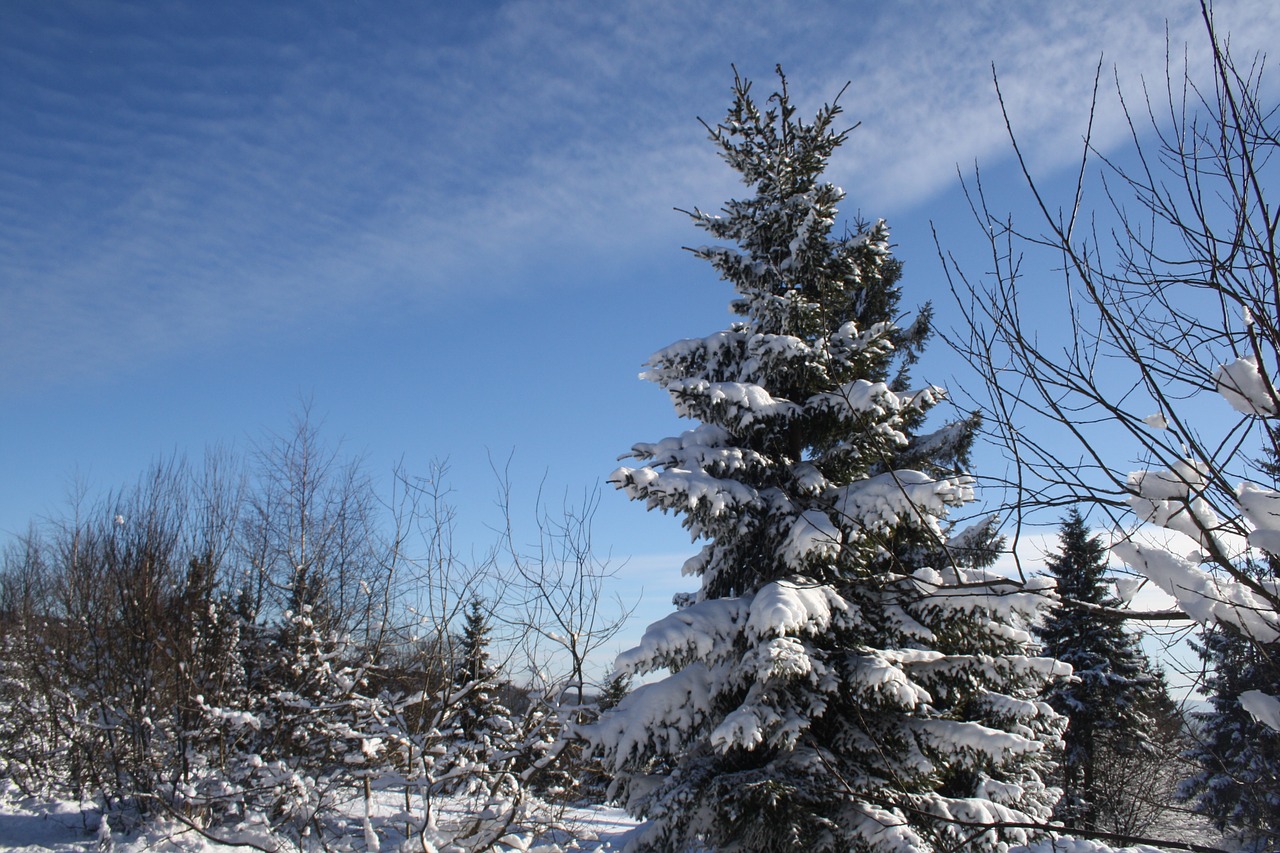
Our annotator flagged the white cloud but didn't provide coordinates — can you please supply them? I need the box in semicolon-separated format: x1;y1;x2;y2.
4;0;1279;387
819;0;1280;214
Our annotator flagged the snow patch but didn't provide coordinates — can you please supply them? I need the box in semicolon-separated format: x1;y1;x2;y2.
1214;355;1279;416
1239;689;1280;732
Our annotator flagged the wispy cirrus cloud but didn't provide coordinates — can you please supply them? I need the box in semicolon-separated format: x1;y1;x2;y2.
2;0;1277;389
818;0;1280;214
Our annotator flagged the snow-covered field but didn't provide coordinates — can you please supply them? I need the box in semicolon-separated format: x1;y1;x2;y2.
0;782;640;852
0;780;1235;853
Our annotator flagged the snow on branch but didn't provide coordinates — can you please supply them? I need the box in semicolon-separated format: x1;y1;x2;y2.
1214;356;1279;417
1111;538;1280;645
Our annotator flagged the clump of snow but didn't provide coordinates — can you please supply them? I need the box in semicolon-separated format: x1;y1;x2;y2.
1012;837;1169;853
611;463;759;517
593;663;720;765
910;566;1058;628
1239;689;1280;732
1112;576;1145;604
789;461;828;495
614;597;747;674
1237;481;1280;554
916;718;1043;761
808;378;899;420
744;579;848;640
1112;539;1280;643
849;651;933;708
1214;355;1279;416
779;509;843;567
1126;462;1247;558
1127;458;1207;500
836;470;974;543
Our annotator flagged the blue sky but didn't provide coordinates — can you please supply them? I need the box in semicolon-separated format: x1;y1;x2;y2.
4;0;1279;661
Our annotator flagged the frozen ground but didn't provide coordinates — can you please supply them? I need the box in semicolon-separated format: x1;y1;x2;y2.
0;782;640;852
0;782;1234;853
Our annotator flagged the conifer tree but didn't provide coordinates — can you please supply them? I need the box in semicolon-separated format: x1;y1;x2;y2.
446;597;513;792
1180;610;1280;845
1176;432;1280;846
1034;509;1156;830
597;671;631;713
587;69;1065;853
1180;430;1280;846
456;599;498;739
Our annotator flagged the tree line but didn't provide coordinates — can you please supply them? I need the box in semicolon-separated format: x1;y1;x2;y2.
0;415;630;850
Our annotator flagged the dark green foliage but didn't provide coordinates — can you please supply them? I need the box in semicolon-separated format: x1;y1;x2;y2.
442;597;515;795
1179;433;1280;847
597;670;631;713
1181;569;1280;846
1036;509;1160;831
590;68;1064;853
455;598;503;742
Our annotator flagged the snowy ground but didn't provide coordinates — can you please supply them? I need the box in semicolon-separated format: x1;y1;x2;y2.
0;782;1233;853
0;782;640;852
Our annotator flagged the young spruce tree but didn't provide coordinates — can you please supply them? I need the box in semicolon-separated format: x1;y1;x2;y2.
1034;509;1156;830
587;70;1065;853
445;597;514;793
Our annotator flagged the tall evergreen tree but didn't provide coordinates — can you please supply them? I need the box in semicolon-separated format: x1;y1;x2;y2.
1180;609;1280;846
1034;509;1156;830
587;69;1065;853
1179;435;1280;846
454;599;511;751
1176;429;1280;847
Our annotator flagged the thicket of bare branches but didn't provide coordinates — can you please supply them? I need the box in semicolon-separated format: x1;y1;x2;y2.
938;1;1280;845
940;1;1278;607
0;412;632;850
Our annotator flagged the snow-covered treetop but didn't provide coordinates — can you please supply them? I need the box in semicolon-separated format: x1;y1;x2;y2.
689;69;914;361
610;69;973;602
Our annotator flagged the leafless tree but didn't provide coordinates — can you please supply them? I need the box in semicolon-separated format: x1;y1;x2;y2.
491;461;635;711
939;0;1279;619
241;404;388;643
938;1;1279;846
0;406;633;848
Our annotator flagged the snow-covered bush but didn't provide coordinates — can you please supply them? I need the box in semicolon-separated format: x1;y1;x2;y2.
0;421;582;851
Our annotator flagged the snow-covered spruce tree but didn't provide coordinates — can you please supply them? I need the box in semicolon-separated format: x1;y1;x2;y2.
455;598;502;740
189;605;393;841
442;598;515;794
587;69;1065;853
1177;434;1280;844
1180;606;1280;844
1114;434;1280;849
1034;509;1157;831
